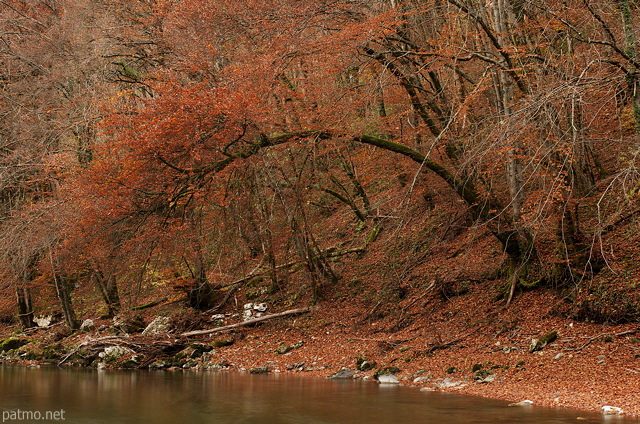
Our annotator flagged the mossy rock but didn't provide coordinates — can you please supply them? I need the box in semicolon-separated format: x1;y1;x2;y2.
23;351;42;361
374;366;400;378
174;347;201;361
71;349;98;367
276;344;293;355
275;341;303;355
474;369;494;381
0;338;30;352
248;366;270;374
41;343;65;361
445;366;457;374
120;355;143;369
356;354;377;371
99;346;135;364
358;360;376;371
189;343;214;354
211;339;234;348
529;331;558;353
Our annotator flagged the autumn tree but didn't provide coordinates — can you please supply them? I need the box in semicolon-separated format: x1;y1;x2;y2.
12;0;639;318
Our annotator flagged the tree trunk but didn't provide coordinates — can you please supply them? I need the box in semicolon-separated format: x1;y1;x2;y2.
50;249;78;330
92;269;121;318
15;283;35;329
187;244;215;310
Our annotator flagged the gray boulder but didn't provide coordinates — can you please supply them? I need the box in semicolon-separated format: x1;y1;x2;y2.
79;319;95;332
377;374;400;384
328;368;354;379
142;316;171;336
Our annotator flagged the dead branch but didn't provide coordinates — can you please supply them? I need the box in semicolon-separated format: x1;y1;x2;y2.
216;248;365;289
132;297;168;310
565;329;638;351
181;307;316;337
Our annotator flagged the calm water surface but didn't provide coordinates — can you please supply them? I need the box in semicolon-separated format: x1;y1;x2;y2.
0;365;637;424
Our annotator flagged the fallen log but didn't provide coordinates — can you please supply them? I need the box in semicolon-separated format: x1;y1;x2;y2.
181;306;315;337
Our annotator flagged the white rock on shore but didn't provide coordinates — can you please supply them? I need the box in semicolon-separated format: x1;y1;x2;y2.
601;406;624;415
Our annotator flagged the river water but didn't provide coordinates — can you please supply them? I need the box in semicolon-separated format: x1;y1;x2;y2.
0;365;637;424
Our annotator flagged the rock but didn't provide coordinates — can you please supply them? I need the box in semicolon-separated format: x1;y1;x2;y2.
286;362;306;371
328;368;354;379
99;346;135;364
79;319;95;332
211;339;234;348
242;306;253;321
141;316;171;336
113;315;145;333
243;303;269;321
0;338;30;352
509;400;534;407
189;343;214;354
216;360;231;368
478;374;497;384
275;340;303;355
304;366;328;372
121;354;143;369
174;347;205;361
473;369;493;381
248;366;270;374
33;315;53;327
210;314;225;325
374;366;401;378
276;343;293;354
413;376;431;383
553;353;565;361
602;406;624;415
434;378;464;389
356;354;377;371
377;374;400;384
358;360;376;371
529;331;558;353
254;303;268;312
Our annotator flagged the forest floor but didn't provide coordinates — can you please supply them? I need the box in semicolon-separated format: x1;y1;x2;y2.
191;286;640;417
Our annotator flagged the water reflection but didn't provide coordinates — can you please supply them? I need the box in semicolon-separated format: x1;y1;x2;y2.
0;366;636;424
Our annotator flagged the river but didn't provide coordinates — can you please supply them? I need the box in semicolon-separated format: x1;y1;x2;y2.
0;365;637;423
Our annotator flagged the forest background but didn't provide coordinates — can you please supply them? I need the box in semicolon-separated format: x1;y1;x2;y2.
2;0;640;333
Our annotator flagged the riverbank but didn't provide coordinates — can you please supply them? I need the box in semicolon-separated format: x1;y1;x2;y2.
2;282;639;417
194;291;640;417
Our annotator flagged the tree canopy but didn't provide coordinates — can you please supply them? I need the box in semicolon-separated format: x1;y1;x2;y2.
2;0;640;327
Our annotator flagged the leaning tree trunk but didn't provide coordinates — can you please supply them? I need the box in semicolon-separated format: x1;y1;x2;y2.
50;249;78;330
92;269;121;318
